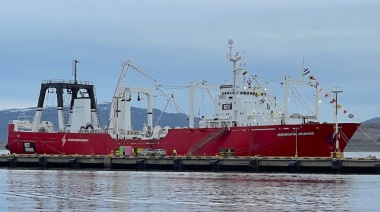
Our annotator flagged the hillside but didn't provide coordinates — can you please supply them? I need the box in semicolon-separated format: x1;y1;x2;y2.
345;123;380;152
363;117;380;124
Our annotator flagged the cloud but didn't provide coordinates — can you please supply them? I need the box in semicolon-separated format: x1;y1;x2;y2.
0;0;379;122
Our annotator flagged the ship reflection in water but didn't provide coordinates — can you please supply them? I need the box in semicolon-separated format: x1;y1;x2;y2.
1;170;380;211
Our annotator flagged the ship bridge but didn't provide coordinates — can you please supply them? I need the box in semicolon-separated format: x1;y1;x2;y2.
199;84;283;128
195;39;285;129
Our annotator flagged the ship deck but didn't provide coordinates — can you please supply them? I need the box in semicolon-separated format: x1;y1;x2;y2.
1;154;380;174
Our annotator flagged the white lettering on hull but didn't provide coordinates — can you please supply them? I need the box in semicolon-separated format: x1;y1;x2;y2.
23;142;36;152
62;134;89;147
277;132;315;137
67;139;89;142
25;147;35;152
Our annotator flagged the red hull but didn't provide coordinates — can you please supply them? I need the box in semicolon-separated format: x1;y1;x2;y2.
7;123;360;157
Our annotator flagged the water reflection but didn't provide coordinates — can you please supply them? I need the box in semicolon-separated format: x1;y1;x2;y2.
1;170;379;211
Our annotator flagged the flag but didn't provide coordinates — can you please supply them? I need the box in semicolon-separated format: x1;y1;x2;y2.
348;114;354;119
319;87;324;92
309;75;316;80
337;104;342;109
243;70;248;75
303;68;310;76
343;110;348;114
324;93;330;98
247;78;252;88
330;98;336;104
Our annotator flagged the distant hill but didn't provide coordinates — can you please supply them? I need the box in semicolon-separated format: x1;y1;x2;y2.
0;103;198;142
363;117;380;124
345;123;380;152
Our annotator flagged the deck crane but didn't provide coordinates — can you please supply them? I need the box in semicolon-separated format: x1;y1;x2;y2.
107;60;191;137
107;60;157;133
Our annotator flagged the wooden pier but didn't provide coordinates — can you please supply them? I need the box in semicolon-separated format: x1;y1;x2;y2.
1;154;380;174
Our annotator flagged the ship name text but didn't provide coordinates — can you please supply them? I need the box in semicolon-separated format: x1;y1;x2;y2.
277;132;314;137
68;138;89;142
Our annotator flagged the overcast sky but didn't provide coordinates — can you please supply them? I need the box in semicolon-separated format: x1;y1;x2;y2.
0;0;379;123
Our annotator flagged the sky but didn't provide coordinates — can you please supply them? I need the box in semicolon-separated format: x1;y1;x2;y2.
0;0;379;123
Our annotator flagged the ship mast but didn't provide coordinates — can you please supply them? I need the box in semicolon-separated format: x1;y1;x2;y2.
331;88;343;152
227;39;241;89
73;59;79;84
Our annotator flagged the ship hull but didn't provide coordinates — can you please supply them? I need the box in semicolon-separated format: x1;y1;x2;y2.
7;122;360;157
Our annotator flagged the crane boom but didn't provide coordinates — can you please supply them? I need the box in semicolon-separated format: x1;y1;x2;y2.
107;60;157;129
108;61;129;129
127;60;157;83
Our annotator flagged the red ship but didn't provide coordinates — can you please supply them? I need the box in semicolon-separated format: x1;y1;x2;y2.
7;40;360;157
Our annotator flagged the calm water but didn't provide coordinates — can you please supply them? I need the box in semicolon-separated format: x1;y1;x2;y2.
0;169;379;211
1;150;380;211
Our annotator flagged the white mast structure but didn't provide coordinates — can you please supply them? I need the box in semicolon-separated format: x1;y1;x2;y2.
189;81;219;128
331;88;343;152
108;60;157;137
227;39;242;90
283;76;320;124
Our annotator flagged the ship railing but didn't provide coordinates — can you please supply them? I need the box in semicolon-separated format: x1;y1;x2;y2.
16;128;34;132
289;113;317;119
11;120;34;128
57;129;107;133
42;79;93;85
8;120;32;124
124;130;142;136
78;129;103;133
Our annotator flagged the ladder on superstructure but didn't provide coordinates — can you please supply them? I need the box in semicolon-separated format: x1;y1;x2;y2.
187;127;228;155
